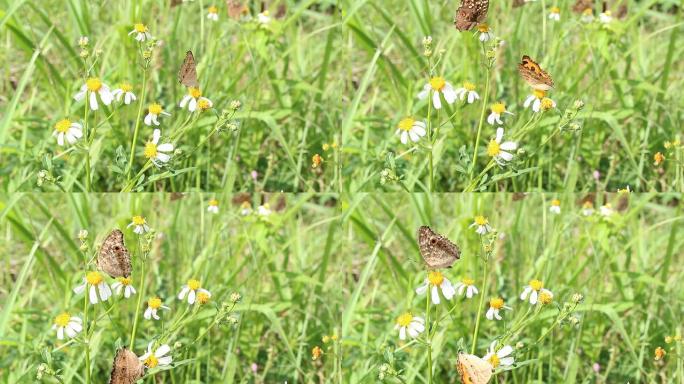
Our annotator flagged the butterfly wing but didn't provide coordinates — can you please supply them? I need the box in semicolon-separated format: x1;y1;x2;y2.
178;51;199;88
226;0;248;19
97;230;132;278
109;348;144;384
417;226;460;269
455;0;489;31
518;55;554;90
457;353;493;384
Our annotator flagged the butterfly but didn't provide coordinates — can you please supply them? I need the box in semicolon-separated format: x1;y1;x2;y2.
178;51;199;88
457;353;493;384
226;0;248;19
517;55;554;90
417;226;460;269
109;348;144;384
572;0;594;13
97;229;132;278
454;0;489;31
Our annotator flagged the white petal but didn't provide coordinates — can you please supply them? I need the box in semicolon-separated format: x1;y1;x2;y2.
57;327;64;340
524;95;535;108
415;282;428;295
412;124;426;136
431;285;441;304
152;129;161;144
400;131;408;145
57;132;65;146
432;91;442;109
498;345;513;357
155;344;171;358
486;308;494;320
89;285;98;304
178;286;189;300
520;287;531;300
144;307;152;319
500;357;515;366
157;143;174;152
157;356;172;366
495;127;504;143
188;290;196;304
500;141;517;151
530;290;538;304
89;92;99;110
156;152;171;163
180;95;190;108
188;98;197;112
144;114;153;126
399;327;407;340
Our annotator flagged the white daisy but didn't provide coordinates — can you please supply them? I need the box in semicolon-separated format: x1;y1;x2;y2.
207;5;219;21
476;24;494;42
73;271;112;304
470;215;492;235
454;278;479;299
128;215;150;235
111;83;137;105
178;279;211;305
487;102;513;126
144;296;170;320
487;127;517;165
599;11;612;23
240;201;252;216
599;203;614;217
111;277;137;299
520;279;553;305
257;11;271;24
582;201;595;216
415;271;456;305
128;23;152;42
417;76;457;110
144;129;174;167
482;341;515;369
395;117;427;145
73;77;113;111
455;81;481;104
549;199;561;214
179;87;213;112
207;199;219;214
485;297;512;321
144;103;171;126
52;313;83;340
581;8;594;23
139;342;172;368
257;204;272;216
52;119;83;146
524;90;556;113
394;313;425;340
548;7;561;21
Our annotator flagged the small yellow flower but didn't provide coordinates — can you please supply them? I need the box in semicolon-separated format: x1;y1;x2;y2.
311;346;323;360
312;154;323;168
654;152;664;166
654;346;666;361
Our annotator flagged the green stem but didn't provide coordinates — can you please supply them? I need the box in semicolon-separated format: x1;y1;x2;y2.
425;289;433;384
83;291;90;384
469;45;491;181
471;238;489;354
126;68;148;182
129;238;146;347
84;102;91;192
427;92;434;192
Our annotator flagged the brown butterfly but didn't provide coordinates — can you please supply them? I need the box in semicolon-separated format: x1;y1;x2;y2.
178;51;199;88
109;348;144;384
518;55;554;90
417;226;460;269
454;0;489;31
457;353;493;384
97;230;132;278
572;0;594;13
512;0;526;8
227;0;249;19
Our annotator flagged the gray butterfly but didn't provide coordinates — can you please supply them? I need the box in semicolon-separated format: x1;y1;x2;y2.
178;50;199;88
417;226;460;269
97;230;132;278
109;348;144;384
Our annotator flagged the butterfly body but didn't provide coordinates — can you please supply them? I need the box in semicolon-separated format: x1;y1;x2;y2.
417;226;460;269
518;55;554;90
97;229;132;278
454;0;489;31
178;51;199;88
457;353;493;384
109;348;144;384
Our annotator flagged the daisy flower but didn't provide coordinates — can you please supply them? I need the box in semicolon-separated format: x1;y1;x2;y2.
486;297;512;321
139;342;172;369
144;296;170;320
599;203;614;217
599;10;612;23
52;119;83;146
394;312;425;340
476;24;494;42
581;8;594;23
52;313;82;340
520;279;553;305
144;129;174;167
415;271;456;305
207;199;219;214
207;5;219;21
73;271;112;304
549;199;561;214
548;7;561;21
524;90;556;113
179;87;213;112
178;279;211;305
487;127;517;165
240;201;252;216
455;82;480;104
483;341;515;369
470;215;492;235
111;277;137;299
74;77;113;111
487;102;513;126
128;215;150;234
257;11;271;24
395;117;426;145
257;204;272;216
582;201;595;216
128;23;152;42
454;278;479;299
144;103;171;126
111;83;137;105
417;76;457;110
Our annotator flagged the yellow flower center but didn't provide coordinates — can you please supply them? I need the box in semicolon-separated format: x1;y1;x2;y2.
54;312;71;327
134;23;147;33
477;24;489;33
461;278;475;286
540;98;555;110
427;271;444;286
533;89;546;99
311;346;323;360
144;143;158;159
86;78;102;92
583;201;593;208
550;6;560;13
144;354;159;368
429;77;446;91
529;279;543;291
488;354;500;368
398;117;415;132
54;119;72;133
551;199;560;207
189;87;202;98
148;297;162;309
582;8;592;15
463;82;476;91
187;279;201;290
197;98;211;110
197;292;211;304
396;312;413;327
474;215;488;226
208;199;218;207
118;277;132;286
209;5;218;14
86;271;103;285
490;297;504;309
603;10;612;16
491;102;506;114
148;103;163;115
487;139;501;157
120;83;133;92
132;215;146;225
655;346;666;360
539;291;553;304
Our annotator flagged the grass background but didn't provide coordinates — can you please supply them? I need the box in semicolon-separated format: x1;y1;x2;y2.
1;192;683;382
